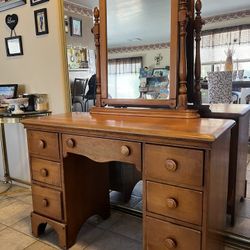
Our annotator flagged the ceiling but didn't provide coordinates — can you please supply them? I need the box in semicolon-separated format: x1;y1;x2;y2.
66;0;250;48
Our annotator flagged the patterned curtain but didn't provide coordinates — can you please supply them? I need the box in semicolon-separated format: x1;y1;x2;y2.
201;25;250;48
108;57;143;75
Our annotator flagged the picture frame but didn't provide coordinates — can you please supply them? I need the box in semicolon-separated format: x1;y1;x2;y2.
5;36;23;57
70;17;82;37
0;0;26;12
30;0;49;6
34;8;49;35
152;68;168;77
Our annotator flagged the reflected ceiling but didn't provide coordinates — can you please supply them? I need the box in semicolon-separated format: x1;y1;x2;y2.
66;0;250;47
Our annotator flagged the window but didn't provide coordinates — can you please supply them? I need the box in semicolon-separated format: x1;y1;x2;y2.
200;26;250;79
108;57;142;99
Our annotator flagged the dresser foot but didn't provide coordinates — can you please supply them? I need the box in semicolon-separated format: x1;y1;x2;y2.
31;212;69;249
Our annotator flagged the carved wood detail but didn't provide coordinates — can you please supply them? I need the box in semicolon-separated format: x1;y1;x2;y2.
194;0;205;108
91;7;101;107
178;0;189;110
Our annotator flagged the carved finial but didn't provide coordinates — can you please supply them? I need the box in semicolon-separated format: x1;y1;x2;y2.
94;7;99;20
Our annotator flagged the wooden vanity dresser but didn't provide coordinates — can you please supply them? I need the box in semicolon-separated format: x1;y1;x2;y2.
23;113;235;249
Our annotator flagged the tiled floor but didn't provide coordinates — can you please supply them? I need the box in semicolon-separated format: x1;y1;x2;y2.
0;184;239;250
0;185;142;250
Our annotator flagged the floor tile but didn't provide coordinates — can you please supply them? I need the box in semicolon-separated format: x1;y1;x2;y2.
70;223;105;249
109;214;142;242
5;185;31;199
226;216;250;238
0;196;16;208
0;222;6;232
0;199;32;226
87;211;123;230
24;241;58;250
237;198;250;218
11;216;33;236
0;227;35;250
84;231;142;250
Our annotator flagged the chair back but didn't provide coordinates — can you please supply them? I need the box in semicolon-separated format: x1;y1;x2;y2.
207;71;232;103
71;78;88;100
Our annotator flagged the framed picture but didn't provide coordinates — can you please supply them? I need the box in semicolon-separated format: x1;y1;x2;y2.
0;0;26;12
34;8;49;35
70;17;82;37
30;0;49;6
152;68;168;77
5;36;23;57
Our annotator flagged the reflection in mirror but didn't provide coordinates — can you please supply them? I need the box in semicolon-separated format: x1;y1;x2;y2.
107;0;171;100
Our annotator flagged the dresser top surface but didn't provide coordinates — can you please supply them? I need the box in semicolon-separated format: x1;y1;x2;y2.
22;112;235;142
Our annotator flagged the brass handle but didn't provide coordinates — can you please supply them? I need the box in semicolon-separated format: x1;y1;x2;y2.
164;238;177;249
42;199;49;207
121;145;130;156
165;159;177;172
166;198;178;209
66;138;75;148
40;168;48;177
38;140;46;149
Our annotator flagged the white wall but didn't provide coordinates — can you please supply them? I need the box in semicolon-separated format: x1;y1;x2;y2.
0;0;67;114
0;1;67;183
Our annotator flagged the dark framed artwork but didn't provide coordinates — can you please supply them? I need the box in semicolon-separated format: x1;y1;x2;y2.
30;0;49;6
34;8;49;35
70;17;82;37
5;36;23;57
0;0;26;12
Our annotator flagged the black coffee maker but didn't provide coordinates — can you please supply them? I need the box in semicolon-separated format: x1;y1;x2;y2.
23;94;36;111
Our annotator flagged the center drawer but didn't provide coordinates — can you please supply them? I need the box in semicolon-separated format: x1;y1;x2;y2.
62;134;141;169
146;181;203;225
32;185;63;221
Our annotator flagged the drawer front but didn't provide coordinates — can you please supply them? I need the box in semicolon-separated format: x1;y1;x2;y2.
62;134;141;170
27;130;60;161
146;181;202;225
145;216;201;250
144;144;203;187
31;158;61;187
32;185;63;221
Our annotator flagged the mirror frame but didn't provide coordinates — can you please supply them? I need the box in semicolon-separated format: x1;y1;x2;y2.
99;0;183;108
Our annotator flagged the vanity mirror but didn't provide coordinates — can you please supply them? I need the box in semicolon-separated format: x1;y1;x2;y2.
91;0;199;114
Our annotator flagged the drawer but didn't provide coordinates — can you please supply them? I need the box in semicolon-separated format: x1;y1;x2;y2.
145;216;201;250
27;130;60;161
144;144;203;187
146;181;202;225
32;185;63;221
62;134;141;169
31;158;61;187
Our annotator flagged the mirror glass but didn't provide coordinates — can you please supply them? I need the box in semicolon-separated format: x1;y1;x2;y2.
106;0;171;100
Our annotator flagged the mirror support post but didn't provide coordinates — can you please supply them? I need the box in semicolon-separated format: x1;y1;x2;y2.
194;0;205;108
92;7;101;107
178;0;189;110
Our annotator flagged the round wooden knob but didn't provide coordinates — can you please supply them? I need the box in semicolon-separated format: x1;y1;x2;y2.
167;198;178;209
38;140;46;149
121;145;130;156
42;199;49;207
164;238;177;249
66;138;75;148
40;168;48;177
165;159;177;172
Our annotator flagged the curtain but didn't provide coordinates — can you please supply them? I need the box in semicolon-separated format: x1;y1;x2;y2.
108;57;143;75
201;25;250;48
